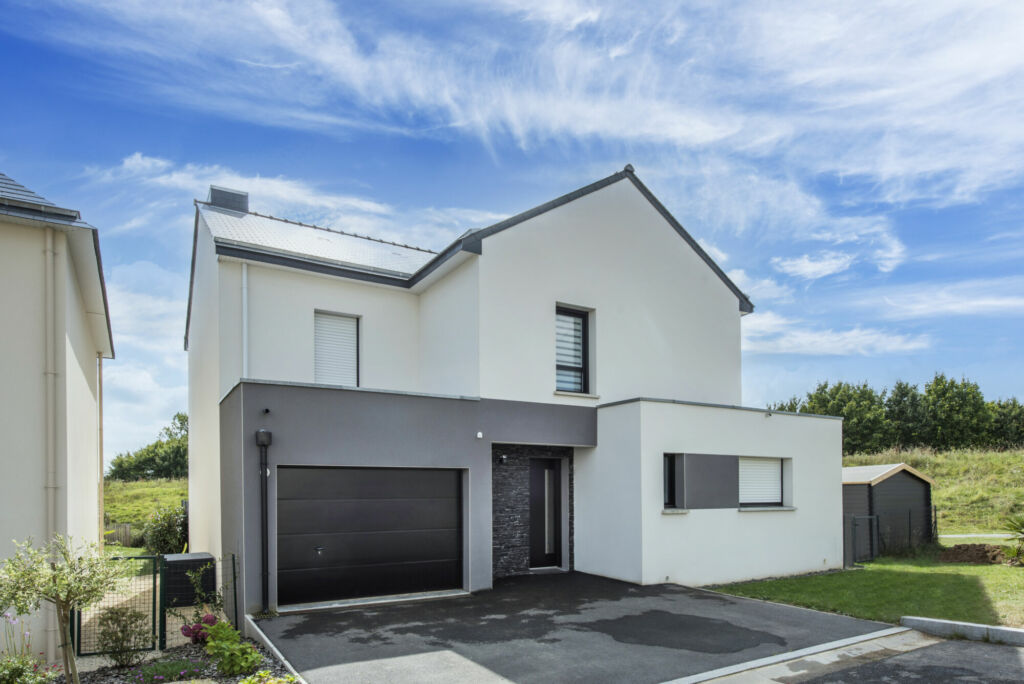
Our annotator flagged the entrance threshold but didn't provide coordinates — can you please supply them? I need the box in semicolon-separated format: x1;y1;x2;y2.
278;588;469;615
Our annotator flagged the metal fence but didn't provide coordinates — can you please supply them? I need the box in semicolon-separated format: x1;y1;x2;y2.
71;554;236;657
843;506;937;566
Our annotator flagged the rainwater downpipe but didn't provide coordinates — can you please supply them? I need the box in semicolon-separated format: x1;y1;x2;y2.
241;263;248;377
43;227;58;659
254;429;272;613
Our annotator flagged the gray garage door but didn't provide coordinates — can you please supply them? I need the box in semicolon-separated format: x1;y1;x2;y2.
277;466;462;605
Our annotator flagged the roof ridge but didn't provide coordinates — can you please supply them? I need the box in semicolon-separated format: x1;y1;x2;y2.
195;200;438;255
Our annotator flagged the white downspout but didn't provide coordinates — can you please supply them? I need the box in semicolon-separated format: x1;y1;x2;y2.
241;263;249;377
97;353;104;544
43;227;58;660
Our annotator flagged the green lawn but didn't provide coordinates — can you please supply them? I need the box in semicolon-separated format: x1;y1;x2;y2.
104;478;188;526
844;448;1024;534
717;544;1024;627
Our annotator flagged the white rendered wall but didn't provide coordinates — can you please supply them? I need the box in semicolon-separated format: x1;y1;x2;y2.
477;179;742;408
239;262;421;396
0;221;48;558
418;259;480;396
637;401;843;586
573;402;644;582
61;247;101;544
188;220;223;557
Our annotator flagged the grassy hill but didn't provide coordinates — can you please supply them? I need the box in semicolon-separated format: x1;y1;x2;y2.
104;477;188;526
844;448;1024;534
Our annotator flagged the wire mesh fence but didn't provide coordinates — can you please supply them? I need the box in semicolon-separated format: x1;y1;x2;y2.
843;505;937;565
71;554;237;657
71;556;158;657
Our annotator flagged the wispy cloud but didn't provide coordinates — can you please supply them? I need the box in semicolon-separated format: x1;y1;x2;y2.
743;311;930;356
867;277;1024;320
772;251;856;280
727;268;792;302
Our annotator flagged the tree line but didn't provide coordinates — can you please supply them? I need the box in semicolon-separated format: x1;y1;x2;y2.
107;412;188;480
771;373;1023;455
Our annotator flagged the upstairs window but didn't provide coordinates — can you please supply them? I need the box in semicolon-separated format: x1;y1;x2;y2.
314;311;359;386
556;307;588;393
738;457;783;507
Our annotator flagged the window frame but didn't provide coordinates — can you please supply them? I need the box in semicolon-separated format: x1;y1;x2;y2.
555;306;589;394
664;454;682;509
738;457;784;508
313;310;360;387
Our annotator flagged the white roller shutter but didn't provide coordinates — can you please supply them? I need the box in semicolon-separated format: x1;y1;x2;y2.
314;312;358;386
738;457;782;505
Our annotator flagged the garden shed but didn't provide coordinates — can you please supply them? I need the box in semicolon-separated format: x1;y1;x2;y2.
842;463;936;565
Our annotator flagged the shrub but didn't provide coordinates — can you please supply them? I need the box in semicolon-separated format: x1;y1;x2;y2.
1003;514;1024;559
240;670;297;684
205;622;260;676
129;658;203;684
97;607;151;668
179;613;218;644
142;504;187;555
0;653;60;683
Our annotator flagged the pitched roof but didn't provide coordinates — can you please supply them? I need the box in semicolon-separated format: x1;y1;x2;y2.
842;463;935;486
194;165;753;312
198;203;436;277
0;171;114;358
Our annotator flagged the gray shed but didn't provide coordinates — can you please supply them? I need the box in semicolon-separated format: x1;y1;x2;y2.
842;463;935;564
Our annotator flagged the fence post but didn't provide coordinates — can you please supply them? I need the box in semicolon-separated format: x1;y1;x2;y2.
158;555;167;650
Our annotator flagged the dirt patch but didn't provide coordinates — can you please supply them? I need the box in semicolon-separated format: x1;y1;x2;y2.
938;544;1005;564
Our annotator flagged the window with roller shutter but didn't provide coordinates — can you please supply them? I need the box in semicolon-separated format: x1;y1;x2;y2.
738;457;783;506
314;311;359;386
555;307;588;393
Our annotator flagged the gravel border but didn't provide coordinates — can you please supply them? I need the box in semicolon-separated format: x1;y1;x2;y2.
54;639;291;683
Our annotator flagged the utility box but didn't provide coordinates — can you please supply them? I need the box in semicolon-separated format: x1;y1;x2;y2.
163;552;216;607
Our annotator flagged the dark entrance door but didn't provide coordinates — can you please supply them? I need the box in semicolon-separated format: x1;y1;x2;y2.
277;466;462;605
529;459;561;567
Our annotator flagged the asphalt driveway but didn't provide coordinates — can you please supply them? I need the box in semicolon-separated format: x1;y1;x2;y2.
256;572;888;684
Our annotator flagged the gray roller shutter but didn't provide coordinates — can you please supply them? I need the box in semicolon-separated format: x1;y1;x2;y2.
314;312;358;386
738;457;782;505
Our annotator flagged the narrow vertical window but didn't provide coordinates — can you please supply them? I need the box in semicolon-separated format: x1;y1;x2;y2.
314;311;358;386
556;307;588;393
664;455;677;508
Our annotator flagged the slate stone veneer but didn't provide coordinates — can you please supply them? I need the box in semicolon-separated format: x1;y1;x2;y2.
492;444;574;578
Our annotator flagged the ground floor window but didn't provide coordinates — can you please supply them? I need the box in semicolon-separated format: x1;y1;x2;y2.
738;457;783;507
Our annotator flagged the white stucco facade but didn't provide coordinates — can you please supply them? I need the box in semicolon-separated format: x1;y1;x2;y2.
0;190;113;661
575;400;844;586
187;167;843;599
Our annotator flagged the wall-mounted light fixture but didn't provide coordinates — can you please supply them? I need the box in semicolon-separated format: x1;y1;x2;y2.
499;454;508;465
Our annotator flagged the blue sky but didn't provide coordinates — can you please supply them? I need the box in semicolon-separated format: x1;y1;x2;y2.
2;1;1023;465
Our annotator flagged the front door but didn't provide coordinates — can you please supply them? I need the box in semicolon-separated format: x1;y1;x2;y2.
529;459;561;568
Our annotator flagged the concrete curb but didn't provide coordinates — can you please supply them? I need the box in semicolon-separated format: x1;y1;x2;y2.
901;616;1024;646
245;614;308;683
662;626;910;683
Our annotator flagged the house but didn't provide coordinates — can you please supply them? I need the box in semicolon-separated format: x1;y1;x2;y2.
842;463;935;563
0;172;114;657
185;166;843;618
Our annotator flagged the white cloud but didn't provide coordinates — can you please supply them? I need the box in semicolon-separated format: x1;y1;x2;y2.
771;251;856;280
869;278;1024;320
698;239;727;264
727;268;792;302
743;311;930;356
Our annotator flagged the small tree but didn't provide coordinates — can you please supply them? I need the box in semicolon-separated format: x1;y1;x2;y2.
886;380;924;449
0;536;128;684
922;373;990;449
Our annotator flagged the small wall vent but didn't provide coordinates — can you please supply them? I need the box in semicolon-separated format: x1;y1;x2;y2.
207;185;249;213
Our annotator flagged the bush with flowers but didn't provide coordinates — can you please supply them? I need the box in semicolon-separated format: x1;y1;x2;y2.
0;611;60;684
179;612;218;644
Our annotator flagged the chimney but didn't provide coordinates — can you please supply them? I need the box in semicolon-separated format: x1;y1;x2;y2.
207;185;249;213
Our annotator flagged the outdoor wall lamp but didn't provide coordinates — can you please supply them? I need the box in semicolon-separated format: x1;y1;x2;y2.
499;454;508;465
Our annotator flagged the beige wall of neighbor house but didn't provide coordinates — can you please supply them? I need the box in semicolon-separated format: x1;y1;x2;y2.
477;179;742;408
0;213;111;663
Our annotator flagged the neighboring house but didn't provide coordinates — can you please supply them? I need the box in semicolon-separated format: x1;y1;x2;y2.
842;463;935;563
186;166;843;617
0;172;114;658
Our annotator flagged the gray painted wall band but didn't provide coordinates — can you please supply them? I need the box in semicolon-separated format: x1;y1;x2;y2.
220;382;595;614
682;454;740;509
